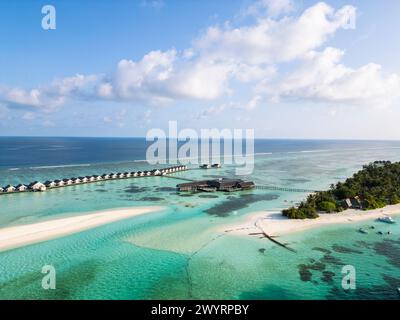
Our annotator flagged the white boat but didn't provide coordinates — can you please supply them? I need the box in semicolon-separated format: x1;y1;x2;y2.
377;216;395;224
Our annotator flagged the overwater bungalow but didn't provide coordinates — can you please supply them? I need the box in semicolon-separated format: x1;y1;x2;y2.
124;172;131;178
152;169;161;176
137;171;144;177
4;185;15;193
110;173;118;179
117;173;125;179
145;171;151;176
44;180;57;188
29;181;47;192
131;172;138;177
86;176;96;182
0;187;4;193
101;174;110;180
63;178;73;185
79;176;89;183
94;175;102;181
16;184;28;192
71;177;81;184
54;180;65;187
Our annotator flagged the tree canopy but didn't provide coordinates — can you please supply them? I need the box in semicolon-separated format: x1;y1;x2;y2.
282;161;400;219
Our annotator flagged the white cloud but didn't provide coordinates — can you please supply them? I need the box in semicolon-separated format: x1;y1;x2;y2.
194;2;356;64
1;1;397;114
0;74;97;111
269;47;400;106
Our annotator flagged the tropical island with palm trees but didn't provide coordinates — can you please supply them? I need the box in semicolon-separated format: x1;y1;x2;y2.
283;161;400;219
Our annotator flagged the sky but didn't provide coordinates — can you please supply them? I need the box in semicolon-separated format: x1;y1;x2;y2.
0;0;400;139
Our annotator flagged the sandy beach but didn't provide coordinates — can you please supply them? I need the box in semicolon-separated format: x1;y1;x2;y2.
223;204;400;237
0;206;164;252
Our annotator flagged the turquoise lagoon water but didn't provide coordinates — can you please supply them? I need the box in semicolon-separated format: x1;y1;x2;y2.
0;138;400;299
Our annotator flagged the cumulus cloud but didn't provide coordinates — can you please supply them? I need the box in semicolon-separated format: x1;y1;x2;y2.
0;74;98;111
269;47;400;106
0;1;397;114
194;2;356;64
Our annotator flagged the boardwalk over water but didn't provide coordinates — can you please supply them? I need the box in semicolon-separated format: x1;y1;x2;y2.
255;185;319;193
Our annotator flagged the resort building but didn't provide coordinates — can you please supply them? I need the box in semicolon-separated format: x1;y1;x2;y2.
200;164;211;169
137;171;144;177
124;172;131;178
63;178;73;185
79;176;89;183
29;182;47;192
4;185;15;193
117;173;125;179
131;172;138;177
16;184;28;192
341;197;363;210
54;180;65;187
86;176;96;182
212;164;222;168
71;178;81;184
0;187;4;193
177;178;255;193
44;181;57;188
152;169;161;176
94;175;102;181
101;174;110;180
110;173;118;179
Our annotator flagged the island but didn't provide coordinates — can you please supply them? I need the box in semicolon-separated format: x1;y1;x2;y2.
282;161;400;219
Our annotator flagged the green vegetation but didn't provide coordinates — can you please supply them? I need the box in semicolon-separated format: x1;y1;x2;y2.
282;161;400;219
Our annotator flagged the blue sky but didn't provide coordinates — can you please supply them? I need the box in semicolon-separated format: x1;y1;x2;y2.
0;0;400;139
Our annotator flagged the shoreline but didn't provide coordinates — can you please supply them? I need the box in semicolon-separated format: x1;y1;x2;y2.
222;204;400;237
0;206;165;252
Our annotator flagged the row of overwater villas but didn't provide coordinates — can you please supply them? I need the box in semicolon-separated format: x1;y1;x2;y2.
0;165;188;193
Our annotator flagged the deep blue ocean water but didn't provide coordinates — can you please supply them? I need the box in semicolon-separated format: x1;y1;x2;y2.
1;136;400;169
1;137;400;300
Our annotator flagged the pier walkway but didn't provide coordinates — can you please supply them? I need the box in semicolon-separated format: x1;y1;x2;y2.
255;185;319;193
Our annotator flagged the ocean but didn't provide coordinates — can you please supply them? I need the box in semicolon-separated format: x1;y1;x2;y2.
0;137;400;299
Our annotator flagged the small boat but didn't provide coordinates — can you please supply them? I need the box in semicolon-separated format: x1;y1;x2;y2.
377;231;384;235
377;216;395;224
358;228;368;234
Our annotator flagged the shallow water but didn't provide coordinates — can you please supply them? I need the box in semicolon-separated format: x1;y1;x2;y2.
1;138;400;299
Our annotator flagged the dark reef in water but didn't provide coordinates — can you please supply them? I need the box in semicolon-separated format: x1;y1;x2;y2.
320;254;345;266
321;271;335;284
331;245;363;255
204;193;279;217
139;196;164;202
155;187;177;192
312;247;332;254
124;185;150;194
373;239;400;268
198;194;219;199
298;262;326;282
